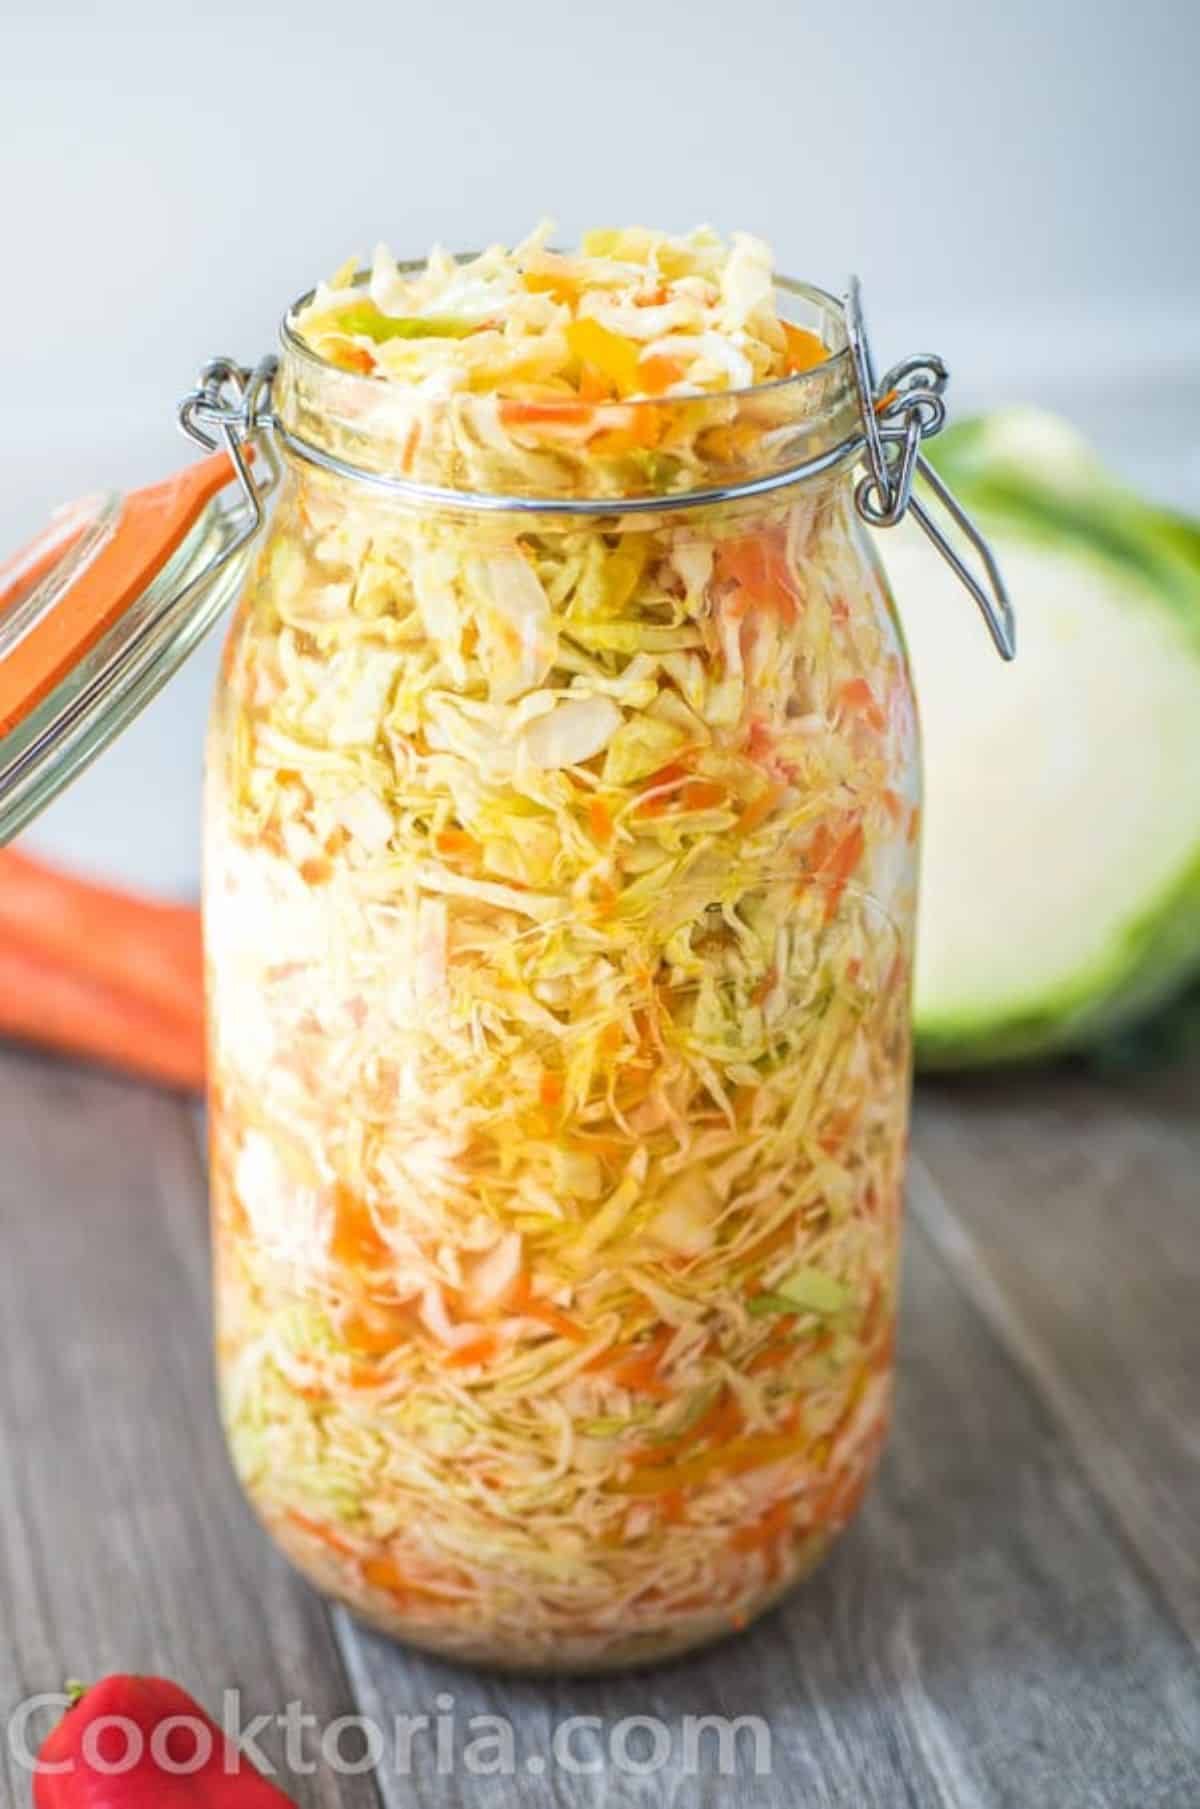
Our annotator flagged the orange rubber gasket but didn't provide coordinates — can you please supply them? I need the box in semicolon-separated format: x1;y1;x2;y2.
0;451;236;736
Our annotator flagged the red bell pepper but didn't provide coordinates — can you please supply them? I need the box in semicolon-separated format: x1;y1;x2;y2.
35;1676;296;1807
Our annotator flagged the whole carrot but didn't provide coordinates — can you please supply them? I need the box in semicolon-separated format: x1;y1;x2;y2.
0;941;205;1092
0;848;205;1090
0;848;203;1027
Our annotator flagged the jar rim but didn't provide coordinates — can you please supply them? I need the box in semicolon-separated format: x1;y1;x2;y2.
270;265;863;510
277;266;852;411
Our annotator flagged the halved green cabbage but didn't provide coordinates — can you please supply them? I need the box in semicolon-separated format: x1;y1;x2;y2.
880;408;1200;1065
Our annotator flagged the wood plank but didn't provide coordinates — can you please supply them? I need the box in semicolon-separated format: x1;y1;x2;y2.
337;1181;1200;1809
912;1063;1200;1649
0;1047;381;1809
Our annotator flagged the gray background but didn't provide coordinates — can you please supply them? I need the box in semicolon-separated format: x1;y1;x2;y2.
4;0;1199;894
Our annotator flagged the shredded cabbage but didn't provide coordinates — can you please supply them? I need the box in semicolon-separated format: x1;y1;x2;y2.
294;224;803;399
206;225;918;1670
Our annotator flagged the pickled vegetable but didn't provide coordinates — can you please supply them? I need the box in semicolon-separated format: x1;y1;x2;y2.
206;226;918;1668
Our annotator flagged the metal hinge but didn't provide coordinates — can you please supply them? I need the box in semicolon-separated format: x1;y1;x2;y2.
846;276;1016;660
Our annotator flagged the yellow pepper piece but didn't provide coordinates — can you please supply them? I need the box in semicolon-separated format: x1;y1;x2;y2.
581;227;657;264
620;1427;808;1495
580;228;621;257
606;538;650;613
782;322;828;374
567;318;642;395
522;269;581;305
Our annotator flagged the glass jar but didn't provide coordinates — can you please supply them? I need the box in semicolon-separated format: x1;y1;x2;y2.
203;279;918;1672
0;263;1012;1674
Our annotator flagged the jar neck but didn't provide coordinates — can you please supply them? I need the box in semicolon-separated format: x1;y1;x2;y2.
271;279;862;510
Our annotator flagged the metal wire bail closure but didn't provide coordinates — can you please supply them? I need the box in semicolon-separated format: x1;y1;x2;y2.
177;288;1014;661
178;355;281;549
845;276;1015;660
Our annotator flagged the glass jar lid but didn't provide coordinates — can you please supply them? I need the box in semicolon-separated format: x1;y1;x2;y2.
0;450;264;842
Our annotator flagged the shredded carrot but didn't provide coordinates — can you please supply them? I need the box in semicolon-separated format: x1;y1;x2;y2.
607;1327;675;1396
819;1103;860;1155
435;827;480;860
538;1069;564;1110
506;1270;533;1313
735;781;785;835
805;823;833;872
611;1366;672;1401
587;797;615;844
633;761;690;815
400;420;422;472
362;1554;457;1603
718;537;768;599
523;1300;589;1343
593;876;619;918
630;404;661;448
500;399;594;427
825;824;865;920
586;1325;669;1377
716;533;797;622
811;1455;874;1529
286;1510;359;1560
729;1500;794;1553
589;413;661;456
577;364;613;403
838;677;886;733
637;353;685;395
808;817;865;922
445;1334;499;1369
629;1386;741;1469
343;1302;412;1357
750;967;778;1007
748;1331;799;1375
330;1185;392;1270
361;1554;405;1593
338;343;376;375
745;718;776;764
742;1213;801;1263
680;779;726;812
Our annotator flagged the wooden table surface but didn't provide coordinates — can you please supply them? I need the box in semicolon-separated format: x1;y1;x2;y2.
1;1042;1197;1807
